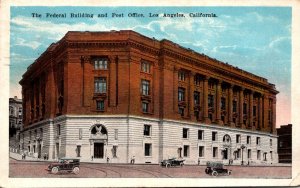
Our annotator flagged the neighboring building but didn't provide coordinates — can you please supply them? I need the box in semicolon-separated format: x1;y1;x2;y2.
9;96;23;137
277;124;292;163
19;30;278;164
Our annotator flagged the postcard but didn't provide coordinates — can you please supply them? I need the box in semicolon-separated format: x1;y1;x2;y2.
1;0;300;187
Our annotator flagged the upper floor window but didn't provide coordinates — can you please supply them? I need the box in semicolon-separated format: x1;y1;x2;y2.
178;71;185;81
183;128;189;139
178;88;185;102
141;80;150;96
94;57;108;70
270;139;272;147
94;77;107;93
9;107;14;115
194;75;201;85
208;95;214;108
96;100;105;111
233;100;237;113
57;124;61;136
194;91;200;106
141;60;150;73
142;102;149;113
221;97;226;110
256;137;261;145
243;103;247;115
247;136;251;145
144;124;151;136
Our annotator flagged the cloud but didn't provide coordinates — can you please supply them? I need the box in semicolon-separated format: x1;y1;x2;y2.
13;38;41;49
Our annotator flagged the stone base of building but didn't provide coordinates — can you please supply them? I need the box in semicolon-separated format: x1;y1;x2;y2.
19;115;278;165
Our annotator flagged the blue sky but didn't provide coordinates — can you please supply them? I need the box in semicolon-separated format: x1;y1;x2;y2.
10;6;291;126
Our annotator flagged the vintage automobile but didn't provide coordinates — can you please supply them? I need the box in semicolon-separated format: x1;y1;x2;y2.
160;158;185;168
205;161;232;176
46;158;80;174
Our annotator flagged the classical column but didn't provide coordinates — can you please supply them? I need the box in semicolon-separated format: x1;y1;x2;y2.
173;67;179;113
239;87;244;127
189;72;195;120
216;80;222;125
249;90;253;129
203;76;209;123
228;84;233;127
258;94;263;130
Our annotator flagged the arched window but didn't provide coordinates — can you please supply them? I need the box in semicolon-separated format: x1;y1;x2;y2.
91;124;107;135
223;134;231;143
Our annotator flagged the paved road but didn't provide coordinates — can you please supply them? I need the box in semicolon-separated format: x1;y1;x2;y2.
9;158;291;178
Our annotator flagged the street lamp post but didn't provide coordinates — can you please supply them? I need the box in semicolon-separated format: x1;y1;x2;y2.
241;144;246;165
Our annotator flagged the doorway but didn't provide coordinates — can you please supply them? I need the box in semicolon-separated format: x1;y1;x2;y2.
56;143;59;158
223;148;228;159
94;143;104;158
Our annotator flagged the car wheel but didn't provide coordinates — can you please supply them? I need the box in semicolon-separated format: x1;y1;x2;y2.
73;167;80;174
51;167;59;174
166;163;171;168
180;162;184;167
212;171;218;177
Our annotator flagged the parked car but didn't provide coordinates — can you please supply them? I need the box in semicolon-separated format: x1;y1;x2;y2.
46;158;80;174
160;158;185;168
205;161;232;176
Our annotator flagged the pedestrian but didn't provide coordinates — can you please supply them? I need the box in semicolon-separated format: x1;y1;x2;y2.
107;156;110;163
131;156;135;164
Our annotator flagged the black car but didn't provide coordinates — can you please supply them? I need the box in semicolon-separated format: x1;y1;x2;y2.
160;158;185;168
46;158;80;174
205;162;232;176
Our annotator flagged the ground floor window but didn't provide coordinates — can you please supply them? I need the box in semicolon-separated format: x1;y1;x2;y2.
270;151;273;160
199;146;204;157
184;145;189;157
144;143;152;156
263;152;267;161
237;149;241;159
257;150;261;160
112;146;118;158
247;149;251;159
213;147;218;158
76;145;81;157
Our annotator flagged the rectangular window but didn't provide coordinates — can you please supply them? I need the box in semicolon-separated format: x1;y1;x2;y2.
253;106;257;116
198;130;204;140
178;88;185;102
142;102;149;113
247;149;251;159
257;150;261;160
141;61;150;73
76;145;81;157
237;149;241;158
194;91;200;106
270;139;272;147
247;136;251;145
221;97;226;110
114;129;118;140
178;107;184;116
94;58;108;70
144;143;152;156
243;103;247;115
144;124;151;136
213;147;218;158
94;77;107;93
236;134;241;143
96;100;105;111
141;80;150;95
183;128;189;139
194;75;201;85
113;146;118;158
208;95;214;108
57;125;61;136
233;100;237;113
263;152;267;161
183;145;189;157
270;151;273;160
212;131;217;141
256;137;261;145
199;146;204;157
178;71;185;81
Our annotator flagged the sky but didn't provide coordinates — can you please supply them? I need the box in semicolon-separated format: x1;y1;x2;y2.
10;6;291;127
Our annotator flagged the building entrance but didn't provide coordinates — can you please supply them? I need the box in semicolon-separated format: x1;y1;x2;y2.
94;143;104;158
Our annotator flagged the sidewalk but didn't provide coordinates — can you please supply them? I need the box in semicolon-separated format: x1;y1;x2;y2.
10;151;55;162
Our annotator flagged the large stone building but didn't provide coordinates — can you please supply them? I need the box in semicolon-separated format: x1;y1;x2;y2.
277;124;292;163
19;30;278;164
9;96;23;137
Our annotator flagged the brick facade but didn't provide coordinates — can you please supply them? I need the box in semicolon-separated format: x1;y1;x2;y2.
19;30;278;164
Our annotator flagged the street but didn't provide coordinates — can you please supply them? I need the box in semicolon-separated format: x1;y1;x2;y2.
9;158;291;178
